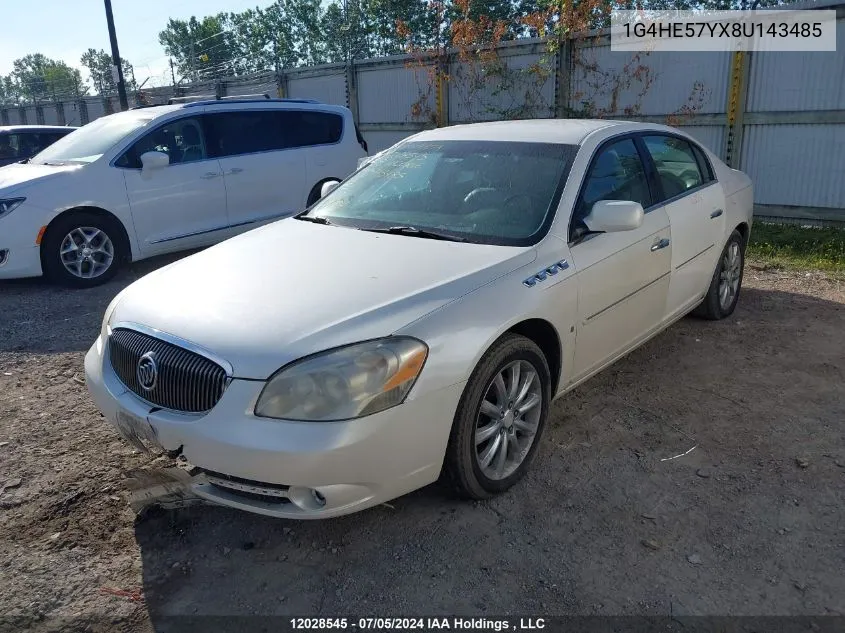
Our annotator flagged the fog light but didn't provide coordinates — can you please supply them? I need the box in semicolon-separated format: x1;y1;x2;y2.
288;486;327;511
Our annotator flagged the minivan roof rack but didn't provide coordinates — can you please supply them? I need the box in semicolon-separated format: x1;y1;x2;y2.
181;97;323;107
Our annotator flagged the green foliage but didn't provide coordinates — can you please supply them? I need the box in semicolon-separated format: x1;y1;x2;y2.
748;223;845;273
0;54;84;103
80;49;137;96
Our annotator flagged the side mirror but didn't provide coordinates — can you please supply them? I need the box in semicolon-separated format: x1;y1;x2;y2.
584;200;644;233
320;180;341;198
140;151;169;170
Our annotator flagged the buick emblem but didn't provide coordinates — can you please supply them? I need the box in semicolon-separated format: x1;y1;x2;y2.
137;351;159;391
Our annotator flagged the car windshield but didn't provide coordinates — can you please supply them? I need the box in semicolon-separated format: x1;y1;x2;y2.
304;140;578;246
31;113;153;165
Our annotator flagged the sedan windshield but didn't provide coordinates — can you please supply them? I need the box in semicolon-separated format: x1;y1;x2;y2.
31;113;153;165
304;140;577;246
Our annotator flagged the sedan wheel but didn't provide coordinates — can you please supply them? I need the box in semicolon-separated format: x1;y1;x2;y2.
693;228;745;320
718;241;742;312
475;360;542;481
444;333;550;499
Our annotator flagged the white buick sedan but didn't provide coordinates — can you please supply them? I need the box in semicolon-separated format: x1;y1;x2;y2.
85;120;753;519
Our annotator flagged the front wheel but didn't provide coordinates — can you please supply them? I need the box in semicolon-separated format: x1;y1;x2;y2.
443;334;551;499
41;212;125;288
693;229;745;320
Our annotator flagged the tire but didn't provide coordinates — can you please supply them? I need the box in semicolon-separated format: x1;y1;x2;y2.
693;229;746;320
443;334;551;499
41;212;126;289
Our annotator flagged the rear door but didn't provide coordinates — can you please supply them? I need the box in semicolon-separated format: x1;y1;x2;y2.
119;115;229;255
289;110;366;205
640;134;725;318
569;136;672;381
204;109;307;231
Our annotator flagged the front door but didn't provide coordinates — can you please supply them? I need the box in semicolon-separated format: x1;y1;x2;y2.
120;115;229;256
568;137;672;381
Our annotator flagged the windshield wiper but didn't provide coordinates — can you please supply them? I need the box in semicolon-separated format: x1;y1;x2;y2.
295;215;335;225
361;226;466;242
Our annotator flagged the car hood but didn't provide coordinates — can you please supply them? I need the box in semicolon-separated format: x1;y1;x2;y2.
111;219;537;379
0;162;80;195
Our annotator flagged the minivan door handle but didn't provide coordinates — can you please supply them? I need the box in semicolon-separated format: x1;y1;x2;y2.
710;209;724;219
201;172;221;179
226;167;244;175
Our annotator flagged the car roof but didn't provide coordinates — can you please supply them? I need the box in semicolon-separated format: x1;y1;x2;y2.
130;99;348;117
0;125;77;133
409;119;684;146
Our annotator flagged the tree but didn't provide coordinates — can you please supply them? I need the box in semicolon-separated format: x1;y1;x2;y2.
159;14;236;81
80;49;137;96
7;54;84;102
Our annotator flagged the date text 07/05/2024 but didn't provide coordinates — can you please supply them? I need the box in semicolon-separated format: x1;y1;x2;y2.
289;618;547;630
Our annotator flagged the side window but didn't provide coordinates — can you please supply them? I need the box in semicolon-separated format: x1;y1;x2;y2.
117;117;207;168
641;135;704;201
691;144;714;183
285;111;343;148
572;138;651;239
205;111;286;158
0;134;21;160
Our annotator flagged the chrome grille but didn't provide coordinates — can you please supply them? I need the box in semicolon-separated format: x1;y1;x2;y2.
108;327;228;413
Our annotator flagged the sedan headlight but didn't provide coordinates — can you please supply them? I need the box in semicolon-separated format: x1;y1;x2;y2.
255;337;428;421
0;198;25;219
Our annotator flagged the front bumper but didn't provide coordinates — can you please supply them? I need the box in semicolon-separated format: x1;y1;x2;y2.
0;205;45;279
84;334;465;519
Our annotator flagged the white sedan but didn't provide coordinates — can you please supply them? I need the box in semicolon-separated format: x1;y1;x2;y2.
85;120;753;519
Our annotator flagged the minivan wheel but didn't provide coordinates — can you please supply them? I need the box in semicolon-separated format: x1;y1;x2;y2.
443;334;551;499
41;212;125;288
693;229;745;320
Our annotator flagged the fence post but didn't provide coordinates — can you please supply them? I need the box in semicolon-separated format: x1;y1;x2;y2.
0;108;8;126
18;106;27;124
276;70;288;98
554;37;572;118
56;102;66;126
35;105;45;125
724;51;751;168
436;58;450;127
215;80;226;99
79;99;89;125
345;62;360;124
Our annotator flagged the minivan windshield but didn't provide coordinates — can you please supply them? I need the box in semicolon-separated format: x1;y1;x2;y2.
31;113;153;165
303;140;577;246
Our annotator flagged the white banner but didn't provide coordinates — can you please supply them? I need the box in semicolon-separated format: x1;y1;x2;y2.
610;10;837;52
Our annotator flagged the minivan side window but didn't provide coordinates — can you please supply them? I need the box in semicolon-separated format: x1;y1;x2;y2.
641;135;705;202
286;111;343;147
205;111;286;158
571;138;651;241
116;117;207;168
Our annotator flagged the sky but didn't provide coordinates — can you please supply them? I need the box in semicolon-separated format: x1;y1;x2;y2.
0;0;268;87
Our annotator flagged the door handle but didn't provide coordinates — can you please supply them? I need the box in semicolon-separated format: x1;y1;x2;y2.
201;172;221;179
226;167;244;175
650;237;670;252
710;209;724;219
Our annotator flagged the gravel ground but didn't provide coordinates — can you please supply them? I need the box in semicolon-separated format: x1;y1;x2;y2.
0;255;843;632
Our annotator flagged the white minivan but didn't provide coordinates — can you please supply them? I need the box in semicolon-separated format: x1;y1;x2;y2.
0;98;367;287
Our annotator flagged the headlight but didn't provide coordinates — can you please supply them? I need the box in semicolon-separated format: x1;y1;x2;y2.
255;337;428;421
0;198;25;219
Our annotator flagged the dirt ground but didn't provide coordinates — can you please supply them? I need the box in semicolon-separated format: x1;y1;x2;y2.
0;255;843;632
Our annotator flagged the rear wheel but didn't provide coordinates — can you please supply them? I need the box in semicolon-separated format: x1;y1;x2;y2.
41;212;126;288
693;229;745;320
443;334;550;499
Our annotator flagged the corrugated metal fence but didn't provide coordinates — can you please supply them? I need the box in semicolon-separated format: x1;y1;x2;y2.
2;1;843;224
